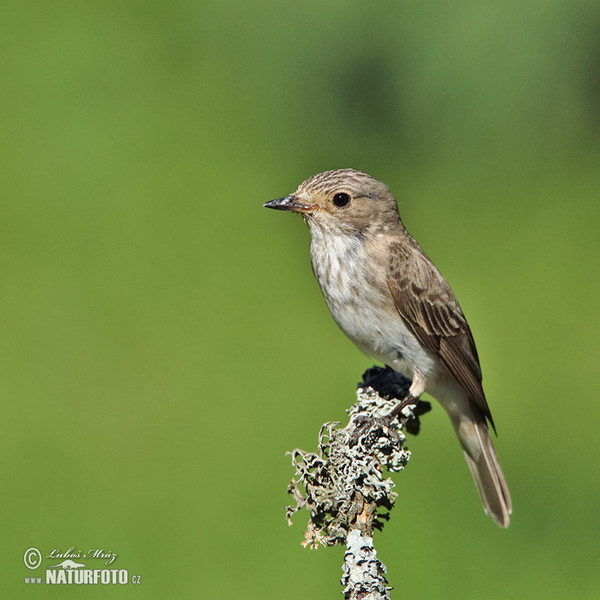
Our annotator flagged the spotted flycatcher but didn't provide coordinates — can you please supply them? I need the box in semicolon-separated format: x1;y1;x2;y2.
264;168;511;527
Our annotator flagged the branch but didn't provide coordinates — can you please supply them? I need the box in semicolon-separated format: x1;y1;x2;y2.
285;366;431;599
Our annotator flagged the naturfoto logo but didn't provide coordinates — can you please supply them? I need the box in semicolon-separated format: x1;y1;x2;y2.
23;546;142;586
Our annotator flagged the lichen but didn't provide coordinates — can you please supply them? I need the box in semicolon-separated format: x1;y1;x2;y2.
285;367;430;548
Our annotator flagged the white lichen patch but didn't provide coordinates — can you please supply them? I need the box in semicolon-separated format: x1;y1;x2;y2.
285;384;414;548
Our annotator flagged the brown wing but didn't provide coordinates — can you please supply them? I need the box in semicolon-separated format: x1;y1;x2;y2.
387;240;494;426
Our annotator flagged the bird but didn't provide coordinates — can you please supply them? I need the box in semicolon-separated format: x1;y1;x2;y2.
264;168;512;527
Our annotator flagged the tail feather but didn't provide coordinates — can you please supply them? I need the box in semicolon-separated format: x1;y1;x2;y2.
455;418;512;527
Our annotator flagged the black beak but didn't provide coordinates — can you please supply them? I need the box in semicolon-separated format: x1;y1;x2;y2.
263;195;315;214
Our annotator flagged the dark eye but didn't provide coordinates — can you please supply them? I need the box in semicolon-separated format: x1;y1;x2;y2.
332;192;351;207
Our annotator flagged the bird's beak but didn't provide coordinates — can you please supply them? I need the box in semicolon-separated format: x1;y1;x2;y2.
263;195;316;214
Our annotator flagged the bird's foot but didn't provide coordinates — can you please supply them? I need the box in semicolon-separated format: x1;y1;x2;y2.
387;393;419;421
349;394;419;447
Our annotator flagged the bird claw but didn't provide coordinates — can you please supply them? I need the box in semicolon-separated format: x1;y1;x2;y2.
388;393;419;421
349;395;417;447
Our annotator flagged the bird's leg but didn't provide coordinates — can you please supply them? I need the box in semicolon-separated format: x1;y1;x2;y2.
387;368;426;421
350;369;427;446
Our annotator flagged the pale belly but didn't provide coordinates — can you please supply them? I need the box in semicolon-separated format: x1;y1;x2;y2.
325;291;436;379
310;232;436;379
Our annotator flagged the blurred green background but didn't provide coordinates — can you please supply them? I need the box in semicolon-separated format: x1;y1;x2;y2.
2;1;599;598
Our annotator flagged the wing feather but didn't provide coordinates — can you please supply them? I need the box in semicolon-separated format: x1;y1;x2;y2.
387;240;493;426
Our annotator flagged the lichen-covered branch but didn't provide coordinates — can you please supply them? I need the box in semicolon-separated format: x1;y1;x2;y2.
342;529;390;600
285;366;431;598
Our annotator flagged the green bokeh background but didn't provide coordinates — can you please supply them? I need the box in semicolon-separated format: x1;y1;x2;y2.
2;1;599;598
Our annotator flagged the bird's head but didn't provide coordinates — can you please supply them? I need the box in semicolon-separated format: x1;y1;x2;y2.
264;169;402;236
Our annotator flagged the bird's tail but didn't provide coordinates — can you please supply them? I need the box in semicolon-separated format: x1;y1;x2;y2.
452;416;512;527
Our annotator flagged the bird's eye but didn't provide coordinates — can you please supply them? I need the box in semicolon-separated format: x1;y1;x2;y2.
332;192;351;208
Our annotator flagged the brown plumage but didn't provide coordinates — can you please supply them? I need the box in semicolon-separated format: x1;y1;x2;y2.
265;168;512;527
